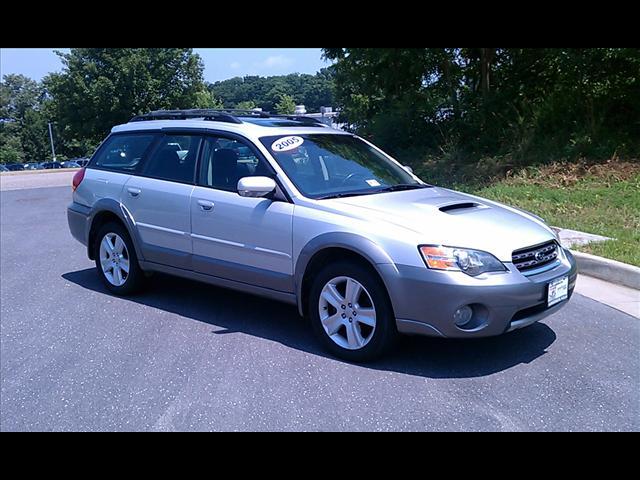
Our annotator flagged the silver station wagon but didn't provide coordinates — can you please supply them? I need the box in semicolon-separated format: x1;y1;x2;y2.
67;109;577;361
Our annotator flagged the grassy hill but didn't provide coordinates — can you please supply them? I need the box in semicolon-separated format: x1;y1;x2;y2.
462;160;640;266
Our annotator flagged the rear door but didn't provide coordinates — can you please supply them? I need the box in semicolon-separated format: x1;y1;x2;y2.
122;133;201;270
76;132;157;208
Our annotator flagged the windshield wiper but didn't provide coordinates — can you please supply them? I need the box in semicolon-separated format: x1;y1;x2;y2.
375;183;431;192
316;183;432;199
315;191;378;200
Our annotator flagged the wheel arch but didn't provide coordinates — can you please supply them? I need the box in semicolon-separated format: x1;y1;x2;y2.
295;232;398;317
87;199;144;262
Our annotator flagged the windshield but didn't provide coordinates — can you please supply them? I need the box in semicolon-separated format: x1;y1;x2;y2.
260;134;424;199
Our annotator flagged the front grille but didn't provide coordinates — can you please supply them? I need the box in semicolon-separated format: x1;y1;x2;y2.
512;240;559;272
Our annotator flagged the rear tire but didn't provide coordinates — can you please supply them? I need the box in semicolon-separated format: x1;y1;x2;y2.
94;222;145;295
308;260;397;362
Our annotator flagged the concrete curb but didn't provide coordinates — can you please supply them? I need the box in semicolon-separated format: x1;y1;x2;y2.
1;168;81;176
572;250;640;290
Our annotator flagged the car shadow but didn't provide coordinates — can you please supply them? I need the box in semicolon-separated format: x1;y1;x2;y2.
62;268;557;379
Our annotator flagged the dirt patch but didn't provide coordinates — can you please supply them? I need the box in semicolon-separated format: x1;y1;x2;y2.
501;159;640;188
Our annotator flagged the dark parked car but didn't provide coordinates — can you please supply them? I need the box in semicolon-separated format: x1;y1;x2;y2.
41;162;63;169
61;161;82;168
6;163;26;171
22;163;41;170
0;164;9;172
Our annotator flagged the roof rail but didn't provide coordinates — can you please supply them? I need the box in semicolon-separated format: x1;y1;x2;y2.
271;115;327;126
129;109;242;124
218;109;271;118
128;108;272;124
128;109;329;126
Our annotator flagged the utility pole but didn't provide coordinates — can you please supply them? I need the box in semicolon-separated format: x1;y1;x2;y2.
48;122;57;162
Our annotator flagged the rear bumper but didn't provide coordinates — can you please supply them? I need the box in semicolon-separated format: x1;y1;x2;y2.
67;202;91;247
381;248;578;338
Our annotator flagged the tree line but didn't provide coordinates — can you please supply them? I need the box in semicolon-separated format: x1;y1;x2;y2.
207;69;334;113
0;48;335;164
2;48;638;180
323;48;640;182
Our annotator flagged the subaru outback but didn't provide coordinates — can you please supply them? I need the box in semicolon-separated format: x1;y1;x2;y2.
67;109;577;361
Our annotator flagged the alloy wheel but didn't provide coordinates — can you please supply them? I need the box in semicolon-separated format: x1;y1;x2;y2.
99;232;130;287
318;276;377;350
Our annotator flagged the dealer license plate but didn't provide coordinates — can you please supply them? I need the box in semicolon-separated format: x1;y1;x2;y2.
548;276;569;307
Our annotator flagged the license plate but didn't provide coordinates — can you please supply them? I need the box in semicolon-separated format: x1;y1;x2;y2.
548;276;569;307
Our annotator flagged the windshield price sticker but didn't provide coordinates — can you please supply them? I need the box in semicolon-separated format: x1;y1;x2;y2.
272;136;304;152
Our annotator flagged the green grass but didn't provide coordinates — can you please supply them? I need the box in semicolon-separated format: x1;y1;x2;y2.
465;162;640;266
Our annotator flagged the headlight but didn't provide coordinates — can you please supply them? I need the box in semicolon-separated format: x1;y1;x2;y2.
419;245;507;276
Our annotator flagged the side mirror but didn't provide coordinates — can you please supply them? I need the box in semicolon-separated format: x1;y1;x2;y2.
237;176;276;198
403;165;414;174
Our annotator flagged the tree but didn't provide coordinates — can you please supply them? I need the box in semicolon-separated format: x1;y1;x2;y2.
0;74;51;163
194;88;224;109
0;126;23;163
275;93;296;114
44;48;209;146
322;48;640;168
0;74;43;120
208;71;335;112
235;100;257;110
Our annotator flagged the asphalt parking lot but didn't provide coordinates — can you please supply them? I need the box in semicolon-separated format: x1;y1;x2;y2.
1;183;638;431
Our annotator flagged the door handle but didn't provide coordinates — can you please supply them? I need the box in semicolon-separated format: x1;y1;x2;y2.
197;200;214;211
127;187;141;197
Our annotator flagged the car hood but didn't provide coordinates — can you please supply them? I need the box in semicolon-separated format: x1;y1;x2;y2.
320;187;557;262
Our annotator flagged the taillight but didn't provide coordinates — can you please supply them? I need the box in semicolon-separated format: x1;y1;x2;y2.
72;168;86;192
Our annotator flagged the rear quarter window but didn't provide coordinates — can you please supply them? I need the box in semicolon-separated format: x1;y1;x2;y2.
91;133;157;172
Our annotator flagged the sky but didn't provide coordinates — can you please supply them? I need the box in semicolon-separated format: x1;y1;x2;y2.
0;48;332;83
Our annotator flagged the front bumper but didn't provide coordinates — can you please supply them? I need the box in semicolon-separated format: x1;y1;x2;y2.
381;248;577;338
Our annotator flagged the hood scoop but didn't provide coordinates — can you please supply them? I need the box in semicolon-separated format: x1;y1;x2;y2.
438;202;485;214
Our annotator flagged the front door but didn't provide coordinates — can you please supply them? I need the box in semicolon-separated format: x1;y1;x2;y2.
190;135;294;292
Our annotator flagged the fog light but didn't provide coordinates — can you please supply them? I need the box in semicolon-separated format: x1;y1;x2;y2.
454;305;473;327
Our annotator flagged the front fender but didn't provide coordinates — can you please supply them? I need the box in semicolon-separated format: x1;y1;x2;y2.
294;232;398;316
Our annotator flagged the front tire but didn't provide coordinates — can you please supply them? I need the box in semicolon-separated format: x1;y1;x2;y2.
94;222;145;295
308;261;397;362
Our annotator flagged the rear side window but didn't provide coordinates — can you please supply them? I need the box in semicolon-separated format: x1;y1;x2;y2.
142;135;202;184
92;134;156;172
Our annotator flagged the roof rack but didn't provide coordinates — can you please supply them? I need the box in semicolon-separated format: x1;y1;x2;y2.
129;108;270;124
271;115;327;126
128;109;328;127
221;109;270;118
